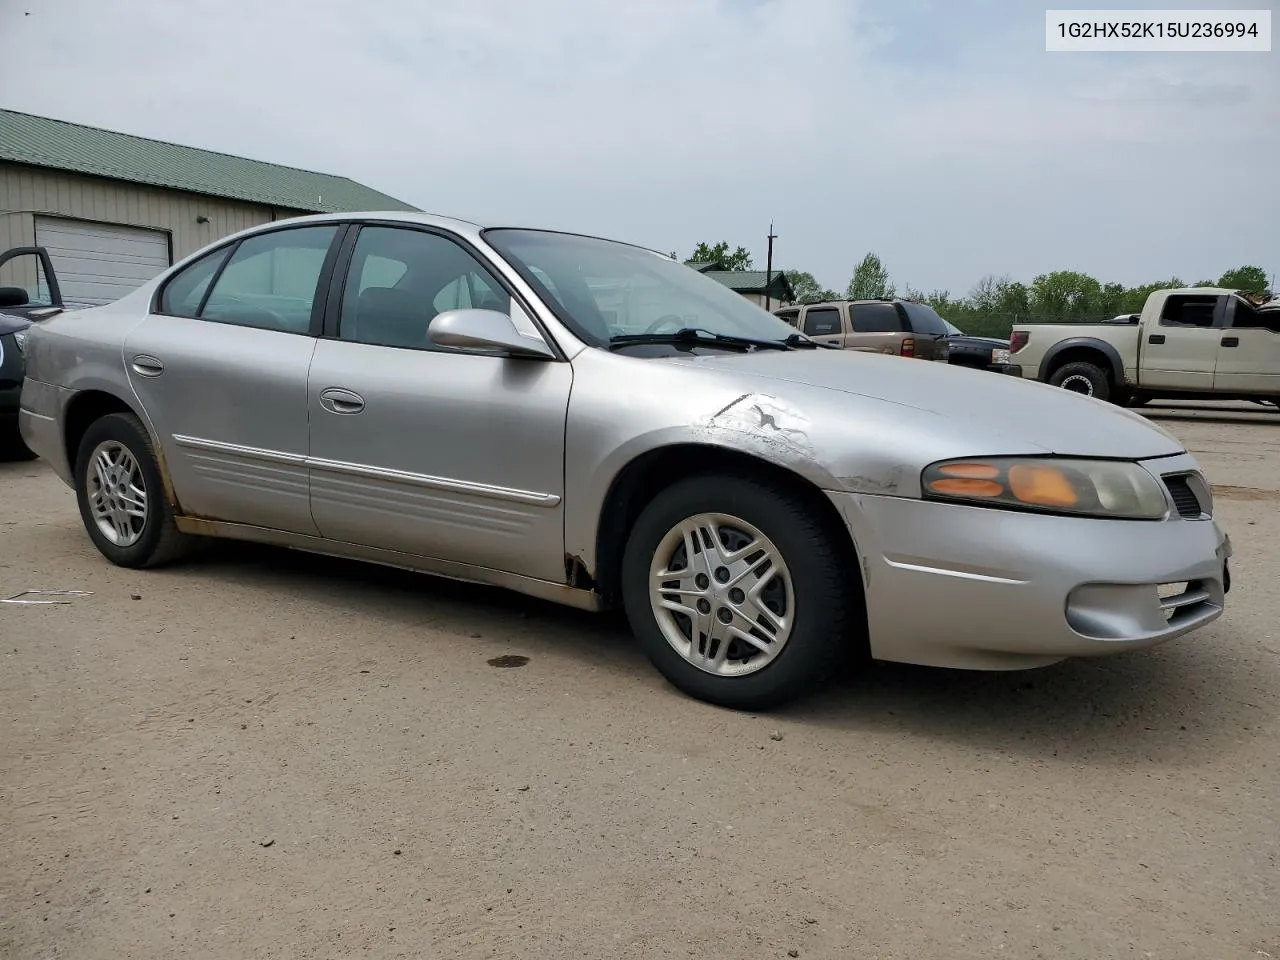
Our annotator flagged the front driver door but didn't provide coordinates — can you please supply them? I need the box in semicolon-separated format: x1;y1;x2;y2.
124;223;342;534
306;224;572;584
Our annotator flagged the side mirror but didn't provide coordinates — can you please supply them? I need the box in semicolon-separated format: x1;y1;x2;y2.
428;308;555;359
0;286;30;308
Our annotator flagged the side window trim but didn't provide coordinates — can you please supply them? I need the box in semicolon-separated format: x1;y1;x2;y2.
322;221;563;359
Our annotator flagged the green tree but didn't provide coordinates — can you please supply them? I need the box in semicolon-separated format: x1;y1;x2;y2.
786;270;840;304
846;252;894;300
1119;279;1183;314
688;241;753;271
1029;270;1103;321
1218;265;1270;296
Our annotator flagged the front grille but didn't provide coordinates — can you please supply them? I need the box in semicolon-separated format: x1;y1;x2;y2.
1163;475;1204;519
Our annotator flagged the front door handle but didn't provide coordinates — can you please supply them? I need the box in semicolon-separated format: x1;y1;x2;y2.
130;355;164;377
1221;336;1239;348
319;387;365;415
1148;334;1166;345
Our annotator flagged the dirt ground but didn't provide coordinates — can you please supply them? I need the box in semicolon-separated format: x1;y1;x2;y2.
2;401;1278;960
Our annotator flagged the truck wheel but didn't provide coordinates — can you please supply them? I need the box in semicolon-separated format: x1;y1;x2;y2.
1050;361;1111;402
620;473;854;711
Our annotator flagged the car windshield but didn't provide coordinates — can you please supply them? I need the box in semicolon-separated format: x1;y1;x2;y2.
483;229;802;348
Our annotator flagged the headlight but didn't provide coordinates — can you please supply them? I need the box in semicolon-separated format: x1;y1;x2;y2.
990;347;1010;365
12;330;26;355
921;457;1169;520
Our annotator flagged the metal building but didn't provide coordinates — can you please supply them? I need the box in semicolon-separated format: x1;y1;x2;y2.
0;109;418;307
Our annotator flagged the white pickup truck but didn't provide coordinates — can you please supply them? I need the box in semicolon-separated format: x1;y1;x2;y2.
1009;287;1279;408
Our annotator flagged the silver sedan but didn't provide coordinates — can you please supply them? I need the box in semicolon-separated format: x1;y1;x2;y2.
18;213;1232;709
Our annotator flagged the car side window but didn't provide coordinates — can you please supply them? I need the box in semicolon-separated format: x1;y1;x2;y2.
802;307;841;336
775;308;800;327
159;247;232;318
1159;295;1218;329
849;303;902;332
200;225;339;333
338;227;509;351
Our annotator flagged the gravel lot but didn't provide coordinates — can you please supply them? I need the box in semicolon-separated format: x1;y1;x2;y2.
2;402;1277;960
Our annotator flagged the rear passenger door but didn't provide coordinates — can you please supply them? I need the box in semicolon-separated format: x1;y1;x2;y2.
800;306;845;347
1139;293;1223;391
847;302;904;354
124;224;343;533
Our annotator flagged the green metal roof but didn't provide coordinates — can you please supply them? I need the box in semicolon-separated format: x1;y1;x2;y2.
702;269;795;300
0;108;419;214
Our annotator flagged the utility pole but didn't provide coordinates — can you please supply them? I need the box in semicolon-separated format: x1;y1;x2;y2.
764;222;777;312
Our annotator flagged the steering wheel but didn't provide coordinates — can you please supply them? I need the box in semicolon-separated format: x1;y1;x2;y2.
641;314;687;335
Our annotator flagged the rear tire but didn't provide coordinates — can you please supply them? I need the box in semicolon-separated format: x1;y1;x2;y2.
620;473;855;711
1049;361;1111;402
73;412;193;568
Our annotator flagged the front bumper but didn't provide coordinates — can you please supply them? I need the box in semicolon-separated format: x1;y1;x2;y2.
828;455;1229;670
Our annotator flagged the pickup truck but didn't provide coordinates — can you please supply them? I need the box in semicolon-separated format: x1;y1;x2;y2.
773;298;950;362
1009;287;1280;408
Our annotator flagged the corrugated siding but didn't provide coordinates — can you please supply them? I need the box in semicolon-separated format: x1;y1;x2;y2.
0;162;308;267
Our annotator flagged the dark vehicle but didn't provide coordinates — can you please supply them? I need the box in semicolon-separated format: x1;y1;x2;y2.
773;298;951;362
0;246;64;459
939;319;1022;376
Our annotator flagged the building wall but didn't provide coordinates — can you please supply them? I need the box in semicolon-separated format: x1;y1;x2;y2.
0;161;309;292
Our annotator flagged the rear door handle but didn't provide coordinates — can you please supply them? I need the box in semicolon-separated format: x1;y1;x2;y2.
1148;334;1166;345
130;355;164;377
319;387;365;415
1221;336;1239;348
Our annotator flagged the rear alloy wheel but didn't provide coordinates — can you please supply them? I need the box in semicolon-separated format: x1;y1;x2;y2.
621;474;854;710
74;412;192;568
1049;361;1111;402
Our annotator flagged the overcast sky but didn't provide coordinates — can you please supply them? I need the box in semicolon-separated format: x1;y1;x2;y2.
2;0;1276;295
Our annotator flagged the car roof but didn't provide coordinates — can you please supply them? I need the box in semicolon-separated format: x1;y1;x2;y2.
257;210;670;257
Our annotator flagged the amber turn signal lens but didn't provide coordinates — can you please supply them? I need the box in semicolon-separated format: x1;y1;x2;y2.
928;478;1004;497
1007;464;1079;507
938;462;1001;480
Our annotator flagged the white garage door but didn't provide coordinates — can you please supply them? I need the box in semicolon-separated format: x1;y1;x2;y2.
35;217;171;308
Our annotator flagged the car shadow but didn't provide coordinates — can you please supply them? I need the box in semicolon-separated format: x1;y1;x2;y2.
156;540;1262;769
781;643;1264;768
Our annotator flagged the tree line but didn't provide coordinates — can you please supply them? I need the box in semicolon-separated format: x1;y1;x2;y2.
683;241;1273;339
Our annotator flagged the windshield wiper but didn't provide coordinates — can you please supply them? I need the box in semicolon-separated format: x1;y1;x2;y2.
607;327;793;351
782;332;834;349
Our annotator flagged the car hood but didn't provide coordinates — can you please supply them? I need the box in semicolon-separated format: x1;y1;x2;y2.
946;333;1009;348
668;348;1183;460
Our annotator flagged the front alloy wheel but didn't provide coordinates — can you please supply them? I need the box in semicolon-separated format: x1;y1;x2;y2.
649;513;794;678
621;473;857;710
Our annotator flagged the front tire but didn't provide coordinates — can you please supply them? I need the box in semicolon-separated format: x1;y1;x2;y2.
620;474;855;710
1049;360;1111;402
73;412;192;568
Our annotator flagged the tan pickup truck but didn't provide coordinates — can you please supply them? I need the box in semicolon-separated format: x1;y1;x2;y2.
1009;288;1280;408
773;299;950;362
